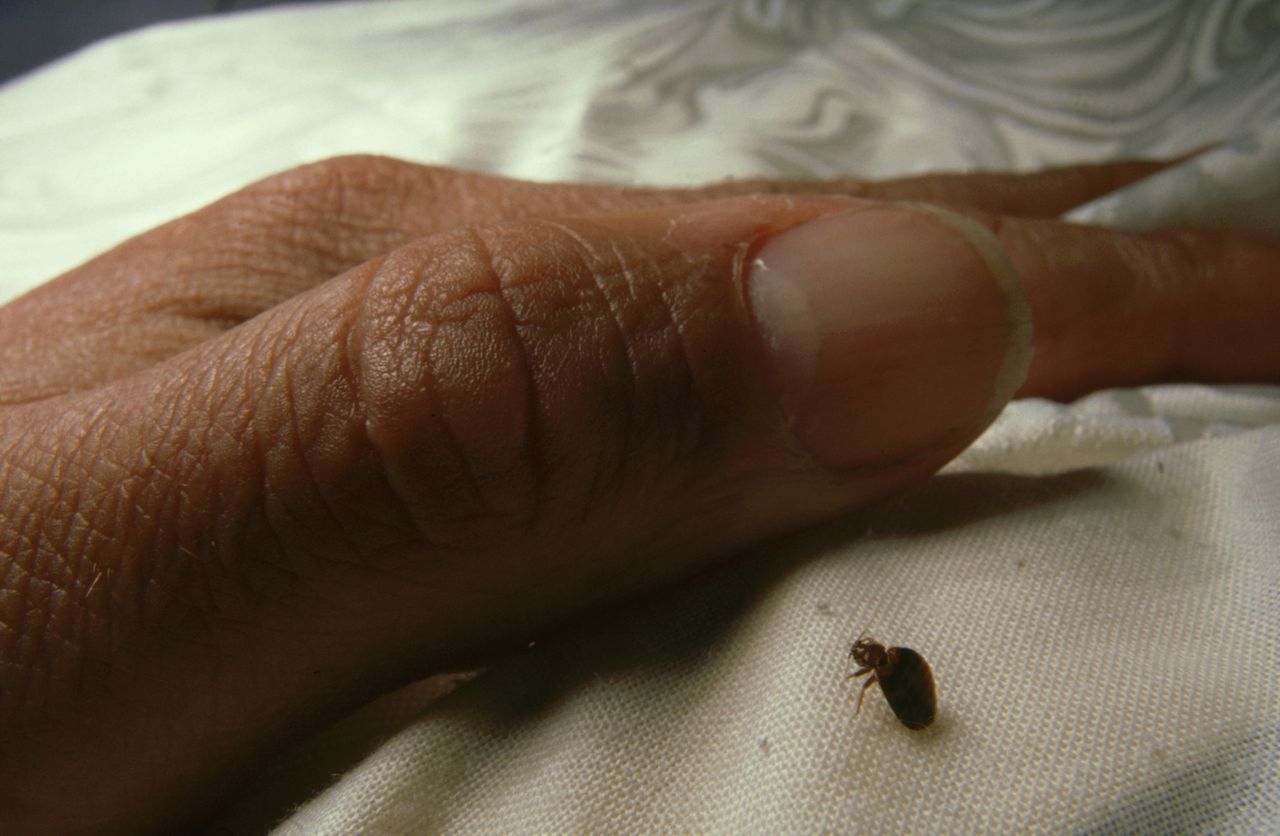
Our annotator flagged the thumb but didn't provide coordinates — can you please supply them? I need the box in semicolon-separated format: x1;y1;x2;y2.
0;196;1029;830
317;196;1030;638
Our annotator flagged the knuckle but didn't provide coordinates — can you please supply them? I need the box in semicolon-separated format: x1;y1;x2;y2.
239;155;439;275
255;154;405;198
349;221;719;545
350;228;544;543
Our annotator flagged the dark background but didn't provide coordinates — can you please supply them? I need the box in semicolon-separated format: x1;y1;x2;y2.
0;0;336;85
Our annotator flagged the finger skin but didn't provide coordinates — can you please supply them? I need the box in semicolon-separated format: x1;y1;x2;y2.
0;155;1170;402
0;195;1017;832
714;158;1175;218
990;218;1280;399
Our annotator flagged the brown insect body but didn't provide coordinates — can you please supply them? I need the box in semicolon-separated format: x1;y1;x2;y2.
849;637;936;730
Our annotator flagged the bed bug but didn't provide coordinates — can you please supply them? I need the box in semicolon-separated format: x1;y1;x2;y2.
848;635;936;730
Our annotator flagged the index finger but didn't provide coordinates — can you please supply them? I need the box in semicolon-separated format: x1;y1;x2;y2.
990;216;1280;400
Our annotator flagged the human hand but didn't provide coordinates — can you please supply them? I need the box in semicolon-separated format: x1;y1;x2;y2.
2;156;1277;832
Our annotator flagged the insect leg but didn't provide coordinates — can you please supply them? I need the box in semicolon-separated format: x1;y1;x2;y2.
853;673;878;717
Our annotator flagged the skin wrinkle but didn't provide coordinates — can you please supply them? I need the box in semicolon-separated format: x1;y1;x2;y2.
338;259;435;548
472;228;549;535
144;384;204;602
146;249;296;318
114;418;166;582
16;576;50;714
263;158;414;275
236;312;298;489
0;431;49;588
1127;228;1197;378
356;243;502;548
276;305;371;565
188;409;245;586
650;251;724;491
424;345;520;532
161;233;322;340
353;267;451;546
500;219;716;536
1;414;115;717
146;353;255;616
1176;230;1229;379
1054;222;1157;389
285;391;392;567
0;539;38;721
230;347;314;607
264;312;350;564
416;289;507;531
545;222;642;520
637;226;718;490
27;376;188;658
1106;235;1177;375
136;378;206;612
281;295;426;566
399;218;696;545
593;237;646;516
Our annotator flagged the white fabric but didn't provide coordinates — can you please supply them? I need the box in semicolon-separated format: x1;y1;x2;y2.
1;1;1277;833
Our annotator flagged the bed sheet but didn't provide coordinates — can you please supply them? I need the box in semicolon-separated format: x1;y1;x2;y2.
1;1;1277;832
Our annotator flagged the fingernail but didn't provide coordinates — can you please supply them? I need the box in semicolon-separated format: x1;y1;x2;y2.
747;204;1031;469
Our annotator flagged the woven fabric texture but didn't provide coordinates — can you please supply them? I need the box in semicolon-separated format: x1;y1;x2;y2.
277;404;1279;834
